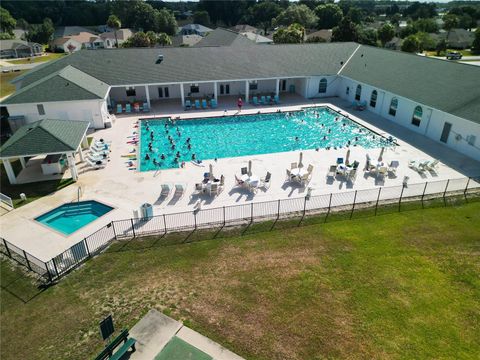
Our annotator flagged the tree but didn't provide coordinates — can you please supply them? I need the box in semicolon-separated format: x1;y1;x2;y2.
0;6;16;36
122;31;150;48
155;8;177;35
67;43;77;54
400;24;417;39
274;4;318;29
401;35;420;53
273;23;304;44
146;31;158;47
416;32;435;51
157;32;172;47
358;27;377;46
25;18;54;44
315;4;343;29
436;38;447;56
414;18;438;33
390;13;401;27
248;1;282;34
16;18;29;31
107;15;121;48
332;17;358;42
193;10;211;27
443;14;459;32
378;23;395;46
472;28;480;54
458;14;475;30
347;7;364;24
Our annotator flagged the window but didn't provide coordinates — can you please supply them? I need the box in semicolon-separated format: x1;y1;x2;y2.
164;87;169;98
126;86;136;97
355;84;362;101
158;87;169;98
37;104;45;116
389;98;398;116
220;84;224;94
249;80;258;90
346;86;350;95
158;87;163;98
190;84;199;93
318;78;327;93
370;90;377;108
225;84;230;94
411;106;422;127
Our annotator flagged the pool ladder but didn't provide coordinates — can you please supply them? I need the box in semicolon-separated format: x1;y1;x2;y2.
77;186;83;203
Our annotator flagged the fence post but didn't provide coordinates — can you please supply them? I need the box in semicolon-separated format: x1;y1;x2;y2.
250;203;254;223
443;179;450;206
325;193;333;222
46;262;53;283
193;211;197;229
374;188;381;216
223;206;226;226
421;181;428;208
163;214;167;233
130;218;136;238
52;257;59;277
2;238;11;258
23;250;32;271
398;185;405;212
300;196;307;223
111;221;117;240
350;190;357;219
464;177;471;202
276;199;281;220
84;238;91;258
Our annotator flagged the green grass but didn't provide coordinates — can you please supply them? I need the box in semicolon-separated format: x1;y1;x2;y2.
0;70;26;98
4;53;66;65
1;202;479;360
425;49;474;57
0;160;75;208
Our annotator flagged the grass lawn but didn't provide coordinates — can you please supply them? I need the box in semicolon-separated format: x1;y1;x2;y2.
4;52;66;65
0;160;75;208
425;49;474;57
1;202;479;360
0;70;26;98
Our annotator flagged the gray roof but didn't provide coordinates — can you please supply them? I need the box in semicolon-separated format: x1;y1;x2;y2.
54;26;97;38
0;39;41;51
339;45;480;123
194;28;255;47
180;24;213;33
3;65;109;105
0;119;89;158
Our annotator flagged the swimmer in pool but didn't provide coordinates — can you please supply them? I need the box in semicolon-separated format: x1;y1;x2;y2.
145;154;150;161
160;153;166;160
192;153;196;160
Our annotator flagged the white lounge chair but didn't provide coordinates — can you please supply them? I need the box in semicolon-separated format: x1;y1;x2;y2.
160;184;171;197
85;158;106;169
388;160;399;177
174;184;184;198
409;160;427;173
424;159;439;172
327;165;336;179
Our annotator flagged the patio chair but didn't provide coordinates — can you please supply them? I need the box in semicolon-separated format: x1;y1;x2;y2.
201;99;208;109
143;102;150;112
348;169;357;184
260;96;266;104
194;183;204;194
291;162;297;169
388;160;399;177
85;158;106;169
235;175;244;186
241;167;248;175
336;157;344;164
307;164;314;174
252;96;259;106
327;165;337;179
377;166;388;179
125;103;132;113
266;95;271;104
261;172;271;189
210;98;217;108
195;99;201;109
220;175;225;186
208;183;218;196
116;104;123;113
185;100;192;110
352;160;360;170
174;184;184;198
274;95;280;104
160;184;171;198
286;169;292;181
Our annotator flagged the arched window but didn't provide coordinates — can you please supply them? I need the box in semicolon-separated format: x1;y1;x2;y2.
346;86;350;95
389;98;398;116
370;90;378;108
355;84;362;101
318;78;327;93
412;106;423;126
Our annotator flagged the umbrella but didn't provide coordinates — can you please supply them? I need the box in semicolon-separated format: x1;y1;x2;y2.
209;163;214;181
299;152;303;168
345;149;351;166
248;160;252;176
378;147;385;162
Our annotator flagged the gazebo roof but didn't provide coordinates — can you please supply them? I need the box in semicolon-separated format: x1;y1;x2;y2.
0;119;89;159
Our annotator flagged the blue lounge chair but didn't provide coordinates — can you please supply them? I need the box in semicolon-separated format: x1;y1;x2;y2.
266;95;271;104
260;96;266;104
185;100;192;110
252;96;259;105
202;99;207;109
274;95;280;104
210;98;217;108
142;102;150;112
195;99;201;109
116;104;122;113
125;103;132;113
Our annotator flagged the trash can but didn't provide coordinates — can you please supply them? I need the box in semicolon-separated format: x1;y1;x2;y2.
140;203;154;219
289;84;295;93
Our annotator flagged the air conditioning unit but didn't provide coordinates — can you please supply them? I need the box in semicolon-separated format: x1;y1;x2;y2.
466;135;476;146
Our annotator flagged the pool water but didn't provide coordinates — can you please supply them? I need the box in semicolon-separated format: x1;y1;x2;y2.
139;107;392;171
35;201;113;235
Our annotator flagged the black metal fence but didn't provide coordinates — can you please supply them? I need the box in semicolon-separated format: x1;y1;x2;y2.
1;176;479;283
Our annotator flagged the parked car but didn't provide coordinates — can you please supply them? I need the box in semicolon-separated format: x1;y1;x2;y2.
446;51;462;60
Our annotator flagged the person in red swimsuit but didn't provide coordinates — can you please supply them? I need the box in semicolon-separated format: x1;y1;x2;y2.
237;97;243;112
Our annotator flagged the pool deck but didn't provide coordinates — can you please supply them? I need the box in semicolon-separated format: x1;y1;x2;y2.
1;97;479;263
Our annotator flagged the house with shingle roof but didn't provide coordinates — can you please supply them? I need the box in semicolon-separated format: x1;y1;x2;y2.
0;40;42;59
100;28;134;48
194;28;256;47
50;32;104;53
2;43;479;161
179;24;213;36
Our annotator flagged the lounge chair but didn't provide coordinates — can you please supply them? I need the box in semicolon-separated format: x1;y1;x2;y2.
424;159;439;171
327;165;337;179
185;100;192;110
91;143;110;153
409;160;426;173
160;184;171;198
210;98;217;108
143;102;150;112
201;99;208;109
86;158;106;169
261;172;271;189
116;104;123;113
266;95;271;104
388;160;399;177
195;99;201;109
173;184;184;199
125;103;132;113
274;95;280;104
260;96;266;105
252;96;259;106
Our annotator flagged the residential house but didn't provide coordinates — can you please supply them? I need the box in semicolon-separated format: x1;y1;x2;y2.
54;26;97;38
242;32;273;44
100;29;134;48
0;40;42;59
385;37;403;50
171;34;203;47
230;24;258;33
50;32;104;52
179;24;213;36
445;28;475;49
194;28;255;47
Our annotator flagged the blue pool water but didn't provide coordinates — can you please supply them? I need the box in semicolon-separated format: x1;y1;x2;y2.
35;201;113;235
139;107;392;171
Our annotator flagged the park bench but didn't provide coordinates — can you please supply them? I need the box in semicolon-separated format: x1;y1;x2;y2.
94;328;136;360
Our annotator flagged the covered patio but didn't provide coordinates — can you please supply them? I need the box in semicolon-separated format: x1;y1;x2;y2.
0;119;90;185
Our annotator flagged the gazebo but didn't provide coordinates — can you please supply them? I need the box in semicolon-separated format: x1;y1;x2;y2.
0;119;90;185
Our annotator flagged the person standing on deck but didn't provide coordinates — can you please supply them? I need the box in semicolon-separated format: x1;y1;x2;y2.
237;98;243;112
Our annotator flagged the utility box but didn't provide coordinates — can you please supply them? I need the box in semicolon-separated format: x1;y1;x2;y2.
140;203;153;219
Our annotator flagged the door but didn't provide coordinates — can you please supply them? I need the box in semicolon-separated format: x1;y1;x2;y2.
281;79;287;91
225;84;230;94
164;87;169;98
440;122;452;143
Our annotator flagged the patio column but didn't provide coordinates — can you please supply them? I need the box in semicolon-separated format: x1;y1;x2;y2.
19;157;26;169
179;83;185;106
145;85;151;107
2;159;17;185
77;146;85;162
304;77;310;98
275;79;280;97
67;153;78;181
245;80;249;102
82;135;89;149
213;81;218;100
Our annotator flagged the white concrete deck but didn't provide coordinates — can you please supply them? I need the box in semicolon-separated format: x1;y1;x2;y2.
1;97;479;262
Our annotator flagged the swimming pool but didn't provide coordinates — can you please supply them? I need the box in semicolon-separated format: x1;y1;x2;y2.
35;201;113;235
139;107;392;171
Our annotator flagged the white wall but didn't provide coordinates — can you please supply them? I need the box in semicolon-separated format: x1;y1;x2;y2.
306;75;340;99
337;76;480;161
6;99;107;129
110;86;147;102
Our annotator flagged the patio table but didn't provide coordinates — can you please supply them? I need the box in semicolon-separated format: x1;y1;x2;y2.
241;174;260;187
291;168;308;177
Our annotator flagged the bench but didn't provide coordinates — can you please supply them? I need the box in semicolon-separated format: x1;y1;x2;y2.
95;329;136;360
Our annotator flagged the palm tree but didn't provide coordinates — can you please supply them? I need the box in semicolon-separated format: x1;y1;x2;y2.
107;15;121;48
157;33;172;47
